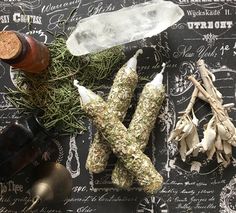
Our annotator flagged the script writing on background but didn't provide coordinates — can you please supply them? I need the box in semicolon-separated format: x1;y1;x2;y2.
0;0;236;212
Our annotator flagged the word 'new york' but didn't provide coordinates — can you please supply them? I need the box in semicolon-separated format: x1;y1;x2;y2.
187;21;233;29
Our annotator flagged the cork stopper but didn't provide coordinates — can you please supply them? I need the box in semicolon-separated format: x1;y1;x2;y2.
0;31;22;60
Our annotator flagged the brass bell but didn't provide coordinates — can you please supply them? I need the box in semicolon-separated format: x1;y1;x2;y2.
26;162;72;212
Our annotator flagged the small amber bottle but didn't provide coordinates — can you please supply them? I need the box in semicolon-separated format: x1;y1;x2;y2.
0;31;50;73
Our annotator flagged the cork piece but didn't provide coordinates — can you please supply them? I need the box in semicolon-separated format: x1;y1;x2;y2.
0;31;22;59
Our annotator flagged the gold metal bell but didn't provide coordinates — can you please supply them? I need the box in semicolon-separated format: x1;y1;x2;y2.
26;162;72;212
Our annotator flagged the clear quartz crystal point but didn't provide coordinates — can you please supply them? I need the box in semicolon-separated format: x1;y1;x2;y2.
66;0;184;56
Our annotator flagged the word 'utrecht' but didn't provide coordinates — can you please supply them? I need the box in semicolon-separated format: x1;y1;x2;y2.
187;21;233;29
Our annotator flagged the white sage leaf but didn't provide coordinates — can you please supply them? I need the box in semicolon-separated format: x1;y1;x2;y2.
179;138;187;162
192;110;199;127
215;133;223;151
206;145;216;160
216;152;224;164
223;141;232;155
200;117;216;152
185;127;200;157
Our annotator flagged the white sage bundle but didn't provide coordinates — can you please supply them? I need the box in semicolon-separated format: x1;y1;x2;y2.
187;70;235;167
170;60;235;168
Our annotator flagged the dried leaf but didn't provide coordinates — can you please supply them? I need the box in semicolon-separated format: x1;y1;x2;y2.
217;119;236;146
168;114;193;142
168;128;182;142
213;87;223;102
216;152;224;164
206;145;216;160
215;133;223;151
181;123;193;138
222;154;231;168
191;109;199;126
179;138;187;162
185;126;199;157
200;117;216;152
223;141;232;155
230;132;236;146
216;151;231;167
206;69;216;82
223;103;234;110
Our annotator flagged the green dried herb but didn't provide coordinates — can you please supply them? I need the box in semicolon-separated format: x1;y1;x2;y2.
82;95;163;194
6;37;124;134
86;65;138;173
112;84;165;188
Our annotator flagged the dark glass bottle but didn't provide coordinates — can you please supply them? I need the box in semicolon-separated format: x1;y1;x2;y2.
0;116;50;181
0;31;50;73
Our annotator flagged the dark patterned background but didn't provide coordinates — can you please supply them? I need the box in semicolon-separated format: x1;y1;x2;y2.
0;0;236;212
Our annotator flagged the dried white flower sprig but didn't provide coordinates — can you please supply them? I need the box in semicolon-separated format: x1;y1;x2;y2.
188;74;235;167
168;87;200;161
169;60;235;168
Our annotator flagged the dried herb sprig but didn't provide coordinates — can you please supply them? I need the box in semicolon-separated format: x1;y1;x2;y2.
169;60;235;168
6;37;125;134
188;75;235;166
168;88;200;161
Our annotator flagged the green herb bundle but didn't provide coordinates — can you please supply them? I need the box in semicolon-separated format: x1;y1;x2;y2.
6;37;124;134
